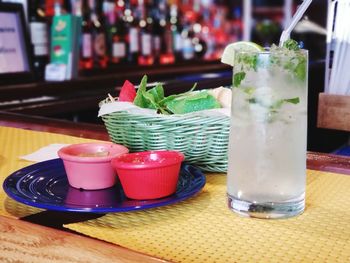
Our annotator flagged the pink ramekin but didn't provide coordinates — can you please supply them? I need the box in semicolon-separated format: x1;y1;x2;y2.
58;142;129;190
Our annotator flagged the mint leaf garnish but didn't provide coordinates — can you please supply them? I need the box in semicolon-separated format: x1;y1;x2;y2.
270;39;307;81
270;100;284;110
294;60;306;81
233;72;246;87
237;53;258;71
269;97;300;109
284;97;300;104
248;98;257;104
283;39;300;51
247;96;300;109
243;87;255;95
246;95;300;122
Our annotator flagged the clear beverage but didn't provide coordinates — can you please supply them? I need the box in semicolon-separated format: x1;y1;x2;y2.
227;47;308;219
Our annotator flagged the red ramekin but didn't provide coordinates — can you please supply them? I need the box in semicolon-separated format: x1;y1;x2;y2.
111;150;185;200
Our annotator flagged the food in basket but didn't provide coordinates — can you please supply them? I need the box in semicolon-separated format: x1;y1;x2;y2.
134;75;223;114
164;90;221;114
118;80;137;102
108;75;231;114
99;76;231;173
208;86;232;108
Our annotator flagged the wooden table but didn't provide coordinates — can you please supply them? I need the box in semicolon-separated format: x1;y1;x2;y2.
317;92;350;132
1;112;349;262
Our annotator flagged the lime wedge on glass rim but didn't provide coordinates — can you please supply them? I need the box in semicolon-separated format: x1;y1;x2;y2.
221;41;264;67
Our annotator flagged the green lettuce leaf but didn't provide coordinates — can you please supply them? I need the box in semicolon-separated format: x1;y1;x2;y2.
132;76;218;114
133;75;149;108
165;91;221;114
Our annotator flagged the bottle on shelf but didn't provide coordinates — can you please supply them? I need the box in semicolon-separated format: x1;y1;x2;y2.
181;22;194;61
201;3;215;61
53;0;62;16
230;7;243;42
211;6;228;60
80;0;94;69
91;0;108;68
125;0;140;64
44;0;70;19
45;0;58;17
169;4;183;61
151;4;162;63
110;0;127;64
28;0;49;79
157;0;174;64
192;22;207;60
102;0;114;61
53;0;71;15
47;0;248;70
71;0;82;17
138;0;154;66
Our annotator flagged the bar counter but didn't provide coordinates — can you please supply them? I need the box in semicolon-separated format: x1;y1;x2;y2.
1;112;350;262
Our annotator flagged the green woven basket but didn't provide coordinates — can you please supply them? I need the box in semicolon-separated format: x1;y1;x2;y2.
102;111;230;172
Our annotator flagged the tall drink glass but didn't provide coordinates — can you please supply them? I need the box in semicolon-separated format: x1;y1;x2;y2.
227;47;308;219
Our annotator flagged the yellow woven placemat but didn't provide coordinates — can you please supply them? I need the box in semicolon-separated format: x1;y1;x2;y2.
0;126;98;218
1;126;350;262
65;170;350;263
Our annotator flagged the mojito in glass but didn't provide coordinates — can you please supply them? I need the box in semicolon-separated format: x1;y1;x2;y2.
227;43;308;219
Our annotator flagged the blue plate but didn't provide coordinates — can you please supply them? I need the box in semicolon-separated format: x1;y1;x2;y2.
3;159;206;213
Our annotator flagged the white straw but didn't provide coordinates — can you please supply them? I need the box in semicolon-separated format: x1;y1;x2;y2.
328;0;350;94
337;1;350;94
279;0;313;46
324;0;337;93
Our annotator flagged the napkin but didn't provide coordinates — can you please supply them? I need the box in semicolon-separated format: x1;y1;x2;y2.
20;144;69;162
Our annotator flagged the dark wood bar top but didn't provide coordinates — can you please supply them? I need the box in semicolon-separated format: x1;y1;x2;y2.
0;111;109;140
